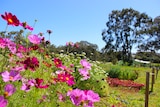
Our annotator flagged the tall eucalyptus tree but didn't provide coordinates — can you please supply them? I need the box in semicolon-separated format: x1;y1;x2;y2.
102;8;152;63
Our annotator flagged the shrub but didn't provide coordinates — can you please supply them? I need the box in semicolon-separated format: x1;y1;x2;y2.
106;66;121;78
119;70;138;80
106;66;138;80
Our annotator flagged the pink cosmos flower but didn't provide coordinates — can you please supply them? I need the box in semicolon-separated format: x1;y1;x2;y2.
21;79;35;92
11;66;25;72
0;38;7;48
78;68;90;80
7;41;17;54
57;72;75;86
1;12;20;26
0;96;8;107
35;78;49;89
82;90;100;107
57;92;66;102
0;38;16;54
84;90;100;102
16;52;23;58
4;84;16;97
67;89;83;106
23;57;39;71
59;65;73;72
66;42;74;47
1;70;21;82
17;44;27;53
80;59;91;70
20;22;34;31
28;34;41;44
74;43;79;48
53;58;62;68
68;89;100;107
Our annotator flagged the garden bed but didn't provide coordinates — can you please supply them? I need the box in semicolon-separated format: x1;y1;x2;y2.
107;77;145;90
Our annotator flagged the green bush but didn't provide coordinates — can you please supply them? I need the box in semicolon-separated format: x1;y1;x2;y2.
119;69;138;80
106;67;121;78
106;66;138;80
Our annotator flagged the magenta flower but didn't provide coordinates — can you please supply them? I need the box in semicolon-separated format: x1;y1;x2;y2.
85;90;100;102
7;41;17;54
81;90;100;107
17;44;27;53
1;70;21;82
0;96;8;107
20;22;34;31
53;58;62;68
35;78;49;89
57;72;75;86
28;34;41;44
0;38;7;48
23;57;39;71
67;89;83;106
80;59;91;70
4;84;16;97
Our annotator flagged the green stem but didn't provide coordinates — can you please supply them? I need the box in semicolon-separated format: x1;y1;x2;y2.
4;25;8;38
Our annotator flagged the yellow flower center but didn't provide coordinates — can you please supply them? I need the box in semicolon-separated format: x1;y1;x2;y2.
68;88;72;91
66;77;69;81
9;76;13;80
4;91;9;97
56;62;59;65
8;18;13;23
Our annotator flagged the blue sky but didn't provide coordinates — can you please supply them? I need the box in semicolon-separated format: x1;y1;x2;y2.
0;0;160;51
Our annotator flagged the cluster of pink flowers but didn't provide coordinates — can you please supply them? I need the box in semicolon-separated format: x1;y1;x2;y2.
21;78;49;92
0;37;24;58
66;41;79;48
52;58;75;86
0;12;101;107
78;59;91;80
56;71;75;86
67;89;100;107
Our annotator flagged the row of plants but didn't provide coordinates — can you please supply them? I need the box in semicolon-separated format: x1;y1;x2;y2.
0;12;109;107
105;65;138;80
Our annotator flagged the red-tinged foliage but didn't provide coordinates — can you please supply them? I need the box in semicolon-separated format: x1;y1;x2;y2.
107;77;144;90
42;61;52;68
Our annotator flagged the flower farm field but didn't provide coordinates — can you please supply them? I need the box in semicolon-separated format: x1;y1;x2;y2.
97;63;160;107
0;12;160;107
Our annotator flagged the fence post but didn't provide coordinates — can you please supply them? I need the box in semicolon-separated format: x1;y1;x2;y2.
145;72;150;107
156;67;159;79
151;67;155;92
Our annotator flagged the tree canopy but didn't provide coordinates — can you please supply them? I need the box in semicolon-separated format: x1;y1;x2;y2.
102;8;152;63
138;16;160;52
